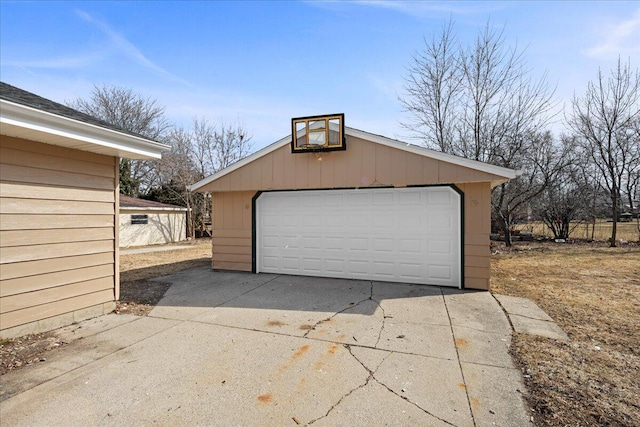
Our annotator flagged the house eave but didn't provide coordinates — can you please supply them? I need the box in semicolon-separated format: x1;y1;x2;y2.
119;206;188;212
0;99;169;159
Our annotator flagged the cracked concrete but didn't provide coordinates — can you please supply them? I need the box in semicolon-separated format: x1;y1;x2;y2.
1;270;532;426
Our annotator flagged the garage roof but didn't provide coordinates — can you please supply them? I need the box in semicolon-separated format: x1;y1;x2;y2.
120;195;188;211
0;82;169;159
190;126;519;191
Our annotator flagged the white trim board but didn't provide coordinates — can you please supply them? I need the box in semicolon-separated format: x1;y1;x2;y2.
1;99;169;160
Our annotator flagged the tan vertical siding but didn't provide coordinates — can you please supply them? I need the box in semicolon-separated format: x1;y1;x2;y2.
201;137;505;193
0;136;117;335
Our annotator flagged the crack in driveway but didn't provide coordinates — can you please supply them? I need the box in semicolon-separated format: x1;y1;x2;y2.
441;288;477;427
307;343;458;427
306;344;374;425
302;291;373;339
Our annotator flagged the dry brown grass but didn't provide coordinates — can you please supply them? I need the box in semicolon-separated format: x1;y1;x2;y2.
117;239;211;315
491;242;640;426
513;220;639;242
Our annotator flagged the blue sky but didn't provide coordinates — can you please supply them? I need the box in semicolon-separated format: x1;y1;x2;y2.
1;1;639;150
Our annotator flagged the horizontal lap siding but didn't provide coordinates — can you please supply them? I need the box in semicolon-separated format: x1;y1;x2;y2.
119;210;187;247
211;192;253;272
0;136;117;334
458;182;491;290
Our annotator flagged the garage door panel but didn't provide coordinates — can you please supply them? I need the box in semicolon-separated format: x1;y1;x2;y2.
428;240;454;255
257;187;461;287
348;193;368;206
373;238;394;252
347;238;367;251
429;189;454;204
325;259;345;273
428;265;453;280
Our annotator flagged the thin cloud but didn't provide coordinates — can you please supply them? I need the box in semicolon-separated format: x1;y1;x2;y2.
584;8;640;59
352;0;506;16
75;10;192;86
3;53;105;69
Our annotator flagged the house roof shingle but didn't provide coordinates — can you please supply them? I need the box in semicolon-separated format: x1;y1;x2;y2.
119;195;187;211
0;82;151;141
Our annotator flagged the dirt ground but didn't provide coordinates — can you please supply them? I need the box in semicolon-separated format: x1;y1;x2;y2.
0;239;211;375
2;238;639;427
491;240;640;427
116;240;211;315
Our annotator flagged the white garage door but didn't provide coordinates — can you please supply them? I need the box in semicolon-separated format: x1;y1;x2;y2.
256;187;461;287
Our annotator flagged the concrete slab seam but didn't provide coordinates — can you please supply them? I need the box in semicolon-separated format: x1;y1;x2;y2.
179;315;457;363
216;274;282;307
441;288;478;427
302;288;373;339
57;315;142;342
3;317;176;401
490;293;516;333
148;275;282;322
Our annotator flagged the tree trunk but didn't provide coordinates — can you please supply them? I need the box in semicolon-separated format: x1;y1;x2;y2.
610;186;618;247
500;212;513;247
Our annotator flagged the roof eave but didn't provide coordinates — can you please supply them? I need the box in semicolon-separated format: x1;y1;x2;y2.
119;206;188;212
0;99;169;159
189;126;519;191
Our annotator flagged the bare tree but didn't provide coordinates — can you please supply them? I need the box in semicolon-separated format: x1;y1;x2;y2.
68;85;170;196
492;131;573;244
189;118;252;235
532;139;593;239
568;58;640;246
152;119;253;238
400;19;460;152
400;21;557;245
192;118;253;176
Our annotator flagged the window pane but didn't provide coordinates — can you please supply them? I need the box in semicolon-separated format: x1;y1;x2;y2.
328;118;341;145
308;130;326;146
309;120;325;130
295;122;307;147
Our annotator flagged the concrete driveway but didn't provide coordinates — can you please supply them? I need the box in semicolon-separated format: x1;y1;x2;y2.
1;269;530;426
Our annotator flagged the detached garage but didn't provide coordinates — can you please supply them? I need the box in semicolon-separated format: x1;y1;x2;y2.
190;114;518;290
119;195;187;248
0;82;168;338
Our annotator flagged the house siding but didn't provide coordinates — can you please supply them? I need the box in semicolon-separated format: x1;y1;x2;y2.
202;137;494;290
119;209;187;247
0;136;118;337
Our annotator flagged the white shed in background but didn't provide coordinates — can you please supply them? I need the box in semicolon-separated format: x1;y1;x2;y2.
119;195;187;247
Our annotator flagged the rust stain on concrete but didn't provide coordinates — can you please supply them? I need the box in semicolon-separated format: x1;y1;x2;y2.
293;345;310;359
299;324;313;330
455;338;469;348
267;320;285;327
471;397;480;409
257;393;273;404
327;343;339;355
277;345;312;377
457;382;467;390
